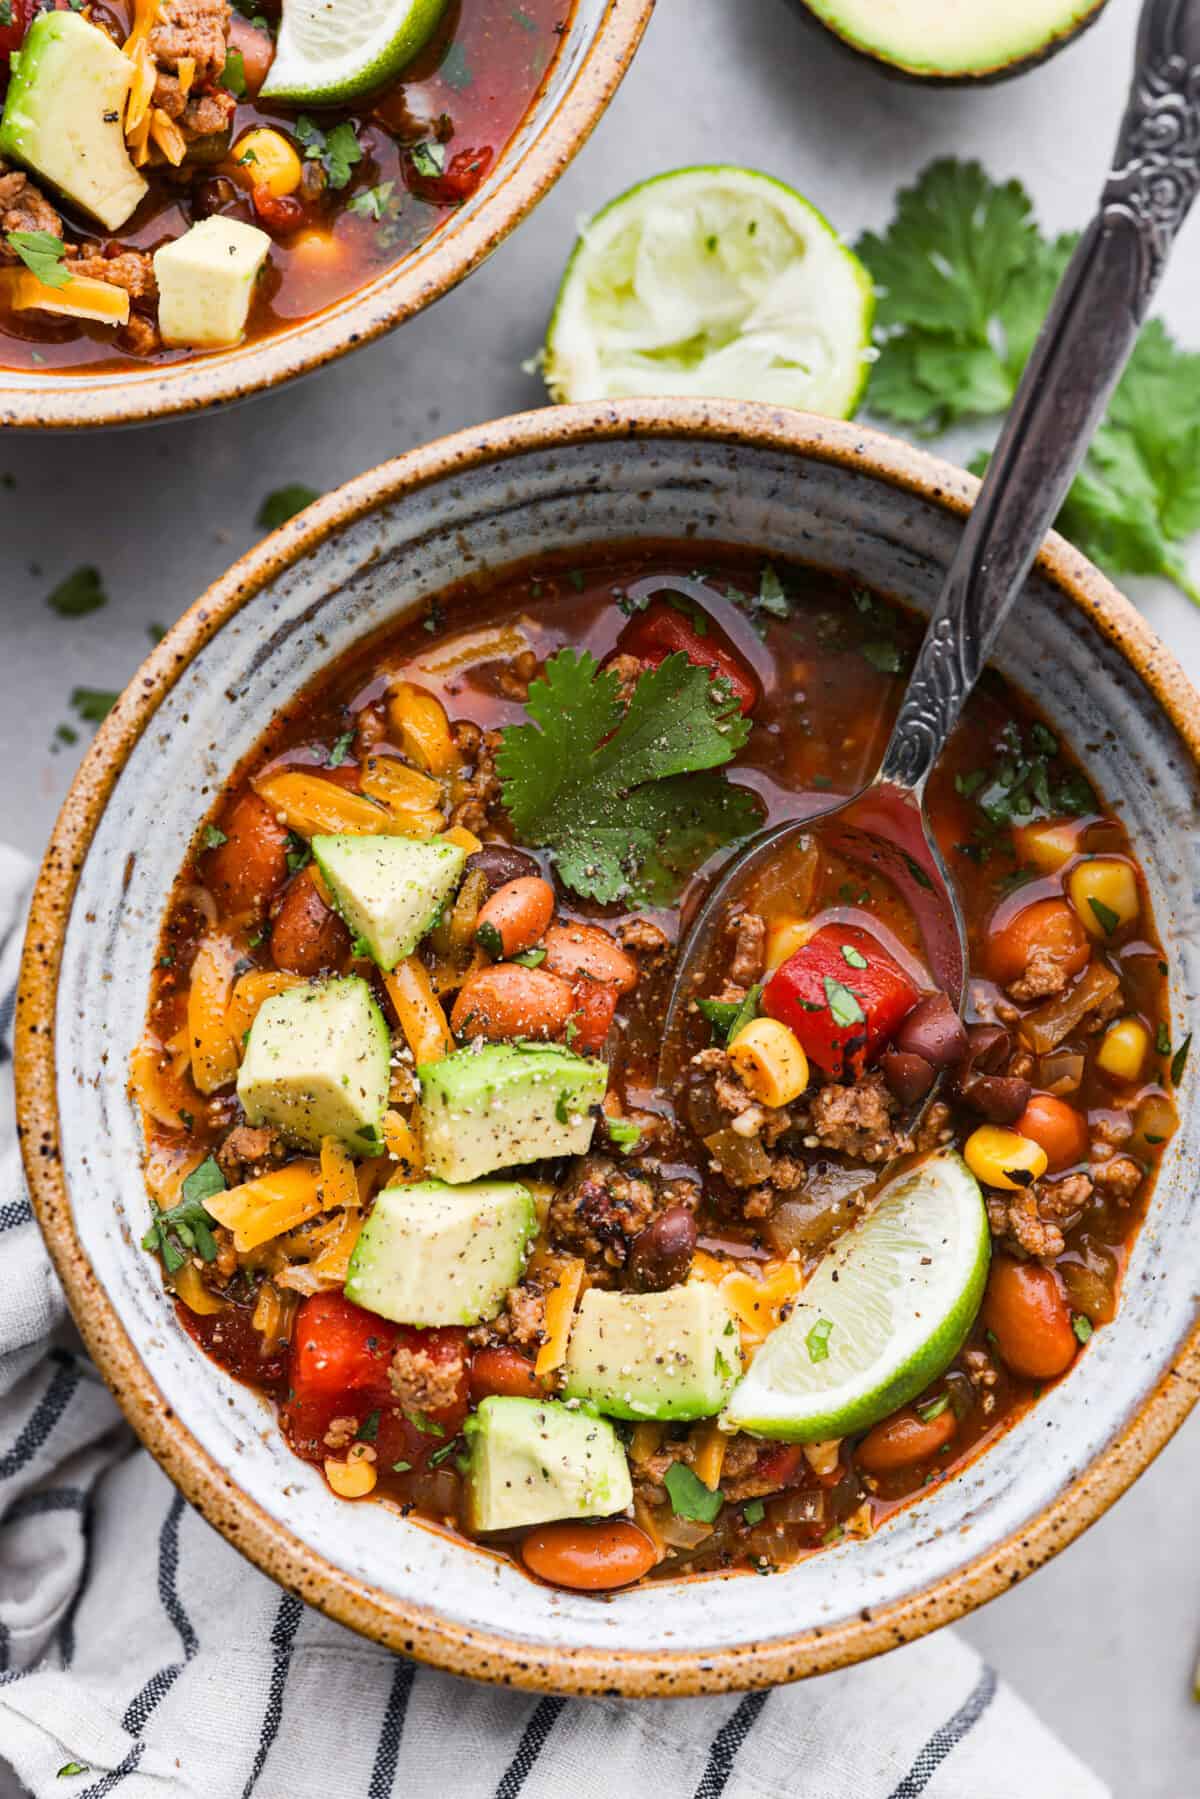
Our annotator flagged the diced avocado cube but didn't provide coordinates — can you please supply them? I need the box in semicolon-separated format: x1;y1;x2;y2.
153;218;272;349
0;12;147;230
464;1396;633;1533
237;975;388;1153
417;1043;607;1184
563;1284;744;1421
344;1178;536;1327
312;832;466;972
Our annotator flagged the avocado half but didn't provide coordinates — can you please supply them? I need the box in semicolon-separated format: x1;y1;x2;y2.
795;0;1109;84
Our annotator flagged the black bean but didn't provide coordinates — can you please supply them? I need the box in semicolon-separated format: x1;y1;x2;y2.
961;1073;1032;1124
464;844;542;894
626;1207;697;1293
880;1048;936;1108
893;993;968;1069
963;1023;1011;1073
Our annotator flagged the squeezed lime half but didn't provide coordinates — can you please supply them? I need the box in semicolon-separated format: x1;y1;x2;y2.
542;165;874;416
721;1150;990;1442
261;0;449;106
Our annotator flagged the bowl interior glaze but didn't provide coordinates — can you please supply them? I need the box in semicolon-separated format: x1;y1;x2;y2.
26;408;1200;1692
0;0;651;431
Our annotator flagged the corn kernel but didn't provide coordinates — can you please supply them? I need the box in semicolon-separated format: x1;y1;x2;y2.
324;1453;377;1498
1068;857;1139;937
963;1125;1049;1191
233;128;303;198
765;917;813;973
728;1016;809;1107
441;824;483;855
1013;817;1082;873
1097;1015;1150;1081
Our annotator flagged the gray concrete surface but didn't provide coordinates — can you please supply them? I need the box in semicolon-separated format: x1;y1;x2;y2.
2;0;1199;1791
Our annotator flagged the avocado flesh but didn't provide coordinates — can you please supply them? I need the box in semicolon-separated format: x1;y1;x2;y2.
801;0;1107;79
464;1396;633;1533
236;975;389;1154
0;12;147;230
344;1179;537;1327
417;1043;607;1184
313;832;466;972
563;1284;744;1422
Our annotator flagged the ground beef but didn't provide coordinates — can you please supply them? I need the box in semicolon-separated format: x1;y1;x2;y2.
151;70;235;139
548;1157;698;1279
388;1343;463;1413
68;249;158;302
803;1073;908;1164
963;1345;1000;1415
215;1122;288;1185
727;911;766;987
685;1046;793;1143
323;1415;358;1451
1007;945;1076;1003
496;649;538;701
150;0;231;85
449;726;501;836
1081;988;1124;1035
1092;1112;1133;1149
1092;1155;1143;1201
469;1280;546;1352
617;917;672;964
986;1172;1093;1262
606;653;643;705
117;314;163;358
0;165;63;246
914;1099;954;1154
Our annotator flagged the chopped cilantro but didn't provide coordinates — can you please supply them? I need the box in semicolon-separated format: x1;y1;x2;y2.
915;1394;950;1423
513;946;547;967
512;5;537;27
1156;1023;1172;1057
6;229;70;288
47;566;106;617
148;621;167;644
428;1437;461;1466
406;1410;445;1437
742;1498;765;1525
476;920;504;960
1072;1314;1094;1344
328;730;354;768
955;769;986;798
496;648;759;905
806;1317;834;1363
70;687;119;726
347;180;398;223
840;944;868;970
663;1461;723;1523
823;976;864;1029
285;833;311;875
356;1410;381;1442
257;484;320;529
57;1767;89;1781
1172;1033;1192;1085
1087;896;1120;936
392;1459;412;1473
410;141;446;179
294;116;362;189
54;722;78;747
861;640;903;675
696;996;741;1040
141;1157;225;1274
221;48;246;96
203;824;228;850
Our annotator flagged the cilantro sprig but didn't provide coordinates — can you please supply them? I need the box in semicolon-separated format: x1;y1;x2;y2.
857;159;1200;605
294;116;362;190
6;229;71;288
142;1156;226;1274
496;648;760;904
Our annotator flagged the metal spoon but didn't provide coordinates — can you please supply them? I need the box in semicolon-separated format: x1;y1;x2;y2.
662;0;1200;1083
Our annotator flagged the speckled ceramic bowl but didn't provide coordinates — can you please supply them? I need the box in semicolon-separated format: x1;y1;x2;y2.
17;403;1200;1694
0;0;652;432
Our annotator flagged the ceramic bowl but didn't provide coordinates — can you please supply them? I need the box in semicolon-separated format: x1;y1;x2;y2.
17;402;1200;1695
0;0;651;432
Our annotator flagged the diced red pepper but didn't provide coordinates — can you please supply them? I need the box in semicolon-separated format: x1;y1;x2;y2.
569;977;619;1055
616;597;759;714
0;0;30;58
408;145;494;205
762;923;919;1081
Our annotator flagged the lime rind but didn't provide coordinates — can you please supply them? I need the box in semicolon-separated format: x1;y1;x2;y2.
543;164;875;418
261;0;449;106
721;1149;989;1442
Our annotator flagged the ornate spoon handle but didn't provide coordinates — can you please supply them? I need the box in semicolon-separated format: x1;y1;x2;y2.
879;0;1200;794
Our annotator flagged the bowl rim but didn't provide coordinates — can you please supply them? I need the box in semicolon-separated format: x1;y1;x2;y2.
16;399;1200;1695
0;0;654;432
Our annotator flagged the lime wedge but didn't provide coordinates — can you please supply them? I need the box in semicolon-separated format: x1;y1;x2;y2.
542;165;874;416
721;1150;989;1441
260;0;449;106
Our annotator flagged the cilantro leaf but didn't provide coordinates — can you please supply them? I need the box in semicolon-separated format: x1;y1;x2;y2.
221;47;247;96
294;116;362;190
257;484;320;529
663;1461;723;1523
6;228;70;288
497;649;759;904
141;1156;226;1274
70;686;118;726
410;141;446;179
47;566;106;617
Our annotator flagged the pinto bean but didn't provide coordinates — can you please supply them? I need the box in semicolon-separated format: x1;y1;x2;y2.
982;1258;1077;1380
270;866;351;975
207;792;289;916
469;1347;542;1402
963;1024;1011;1073
521;1520;658;1590
542;923;638;994
856;1403;958;1475
880;1048;936;1108
475;876;555;960
626;1207;697;1292
893;993;967;1067
451;964;574;1041
1016;1095;1089;1171
464;845;542;894
952;1025;1030;1122
987;897;1089;987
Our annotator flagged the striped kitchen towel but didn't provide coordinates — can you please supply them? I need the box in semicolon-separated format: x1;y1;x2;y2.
0;850;1108;1799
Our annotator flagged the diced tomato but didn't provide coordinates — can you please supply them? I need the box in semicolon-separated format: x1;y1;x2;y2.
408;145;494;205
470;1345;542;1402
753;1443;807;1491
251;186;305;235
0;0;29;58
617;597;759;714
569;978;619;1055
762;922;919;1081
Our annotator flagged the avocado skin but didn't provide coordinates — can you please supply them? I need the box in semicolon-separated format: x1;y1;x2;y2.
788;0;1108;85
